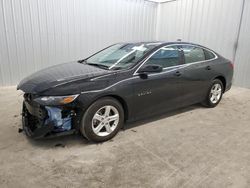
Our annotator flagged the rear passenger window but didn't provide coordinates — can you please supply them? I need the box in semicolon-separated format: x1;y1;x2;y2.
145;46;180;68
183;46;205;64
204;49;216;60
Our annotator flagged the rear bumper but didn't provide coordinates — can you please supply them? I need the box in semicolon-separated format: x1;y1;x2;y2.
225;82;232;92
22;100;77;139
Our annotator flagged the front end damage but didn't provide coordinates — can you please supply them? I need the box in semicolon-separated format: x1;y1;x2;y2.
22;94;80;139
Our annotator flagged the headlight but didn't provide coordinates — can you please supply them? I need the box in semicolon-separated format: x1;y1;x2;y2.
34;94;79;106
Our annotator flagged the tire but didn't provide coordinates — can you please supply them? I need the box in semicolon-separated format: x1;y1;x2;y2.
80;97;124;142
202;79;224;108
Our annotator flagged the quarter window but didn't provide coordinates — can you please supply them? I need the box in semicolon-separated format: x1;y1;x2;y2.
204;49;216;60
145;46;180;68
183;46;205;64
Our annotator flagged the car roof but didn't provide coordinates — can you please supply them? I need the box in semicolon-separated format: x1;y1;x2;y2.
117;41;217;55
124;41;205;47
145;41;215;53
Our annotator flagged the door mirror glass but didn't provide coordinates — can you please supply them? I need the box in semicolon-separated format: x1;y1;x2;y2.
138;64;163;74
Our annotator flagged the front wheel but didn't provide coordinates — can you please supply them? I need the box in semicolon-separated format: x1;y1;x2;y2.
202;79;224;108
80;97;124;142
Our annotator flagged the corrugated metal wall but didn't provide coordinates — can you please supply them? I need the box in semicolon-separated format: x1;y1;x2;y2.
0;0;157;86
157;0;243;60
157;0;250;88
234;0;250;88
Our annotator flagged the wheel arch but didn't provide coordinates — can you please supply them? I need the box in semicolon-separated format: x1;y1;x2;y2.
91;94;129;121
214;75;226;92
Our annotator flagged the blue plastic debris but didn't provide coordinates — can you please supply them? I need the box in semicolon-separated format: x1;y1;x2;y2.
45;106;72;132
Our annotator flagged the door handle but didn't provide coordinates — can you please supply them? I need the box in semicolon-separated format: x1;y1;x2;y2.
174;71;181;77
206;66;211;70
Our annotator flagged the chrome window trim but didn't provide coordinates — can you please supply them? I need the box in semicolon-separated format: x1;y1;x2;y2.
133;44;218;76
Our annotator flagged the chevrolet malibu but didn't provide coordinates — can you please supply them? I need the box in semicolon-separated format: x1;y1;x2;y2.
18;42;234;142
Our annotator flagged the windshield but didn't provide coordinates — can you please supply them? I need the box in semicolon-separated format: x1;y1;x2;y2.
84;43;160;70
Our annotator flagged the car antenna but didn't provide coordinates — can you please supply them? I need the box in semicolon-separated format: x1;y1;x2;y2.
177;39;182;42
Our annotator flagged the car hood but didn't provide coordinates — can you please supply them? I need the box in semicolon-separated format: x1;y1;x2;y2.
17;61;110;94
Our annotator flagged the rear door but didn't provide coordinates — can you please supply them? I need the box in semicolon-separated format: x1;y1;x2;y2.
178;45;217;105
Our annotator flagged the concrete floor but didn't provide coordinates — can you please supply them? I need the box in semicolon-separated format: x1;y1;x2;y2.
0;86;250;188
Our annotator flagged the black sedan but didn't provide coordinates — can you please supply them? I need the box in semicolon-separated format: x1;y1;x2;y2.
18;42;234;142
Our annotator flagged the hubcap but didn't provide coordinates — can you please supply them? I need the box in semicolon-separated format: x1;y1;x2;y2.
210;83;222;104
92;105;119;137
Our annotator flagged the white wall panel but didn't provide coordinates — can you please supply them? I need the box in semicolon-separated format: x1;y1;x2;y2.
0;0;157;86
157;0;243;60
234;0;250;88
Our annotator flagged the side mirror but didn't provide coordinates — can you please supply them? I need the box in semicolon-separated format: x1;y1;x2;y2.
138;64;163;74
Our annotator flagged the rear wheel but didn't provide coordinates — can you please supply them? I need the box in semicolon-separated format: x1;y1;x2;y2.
80;97;124;142
202;79;224;108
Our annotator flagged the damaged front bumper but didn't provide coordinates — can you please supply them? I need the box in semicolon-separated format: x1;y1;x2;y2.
22;94;79;139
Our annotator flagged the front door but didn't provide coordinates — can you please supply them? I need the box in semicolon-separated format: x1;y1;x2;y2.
131;45;184;119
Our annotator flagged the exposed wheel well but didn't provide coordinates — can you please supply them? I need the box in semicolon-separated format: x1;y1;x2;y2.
214;76;226;92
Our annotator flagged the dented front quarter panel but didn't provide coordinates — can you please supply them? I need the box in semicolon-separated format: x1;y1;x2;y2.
18;61;127;138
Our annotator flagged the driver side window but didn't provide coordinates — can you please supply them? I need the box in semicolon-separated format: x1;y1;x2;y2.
145;46;180;68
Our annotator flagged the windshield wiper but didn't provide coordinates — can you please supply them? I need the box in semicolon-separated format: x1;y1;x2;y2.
78;59;109;70
78;59;86;63
87;63;109;70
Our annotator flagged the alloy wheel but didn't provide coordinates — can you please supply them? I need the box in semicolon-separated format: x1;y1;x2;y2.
92;105;119;137
210;83;222;104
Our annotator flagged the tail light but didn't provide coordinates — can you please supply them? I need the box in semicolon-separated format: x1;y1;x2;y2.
229;61;234;69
